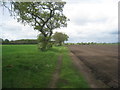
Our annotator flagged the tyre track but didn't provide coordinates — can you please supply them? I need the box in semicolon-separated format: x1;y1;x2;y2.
48;55;62;88
69;52;108;88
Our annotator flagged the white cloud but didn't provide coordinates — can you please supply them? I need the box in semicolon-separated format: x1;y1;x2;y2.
59;0;118;43
1;19;39;40
0;0;119;43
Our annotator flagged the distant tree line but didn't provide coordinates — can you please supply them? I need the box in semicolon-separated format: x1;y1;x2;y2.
1;39;38;44
1;38;118;45
1;32;69;46
64;42;97;45
65;42;119;45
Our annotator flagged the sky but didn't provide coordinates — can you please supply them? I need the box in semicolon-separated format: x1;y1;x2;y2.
0;0;119;43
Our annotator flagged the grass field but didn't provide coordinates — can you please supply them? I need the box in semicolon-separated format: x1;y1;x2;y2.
2;45;89;88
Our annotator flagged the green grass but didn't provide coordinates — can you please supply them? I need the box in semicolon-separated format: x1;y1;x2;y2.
2;45;59;88
2;45;89;88
56;46;89;88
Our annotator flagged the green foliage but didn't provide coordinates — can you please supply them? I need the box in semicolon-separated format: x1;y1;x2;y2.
13;39;37;44
2;39;38;44
37;34;52;51
47;42;53;49
4;39;9;42
3;2;69;51
12;2;68;32
2;39;10;44
52;32;69;46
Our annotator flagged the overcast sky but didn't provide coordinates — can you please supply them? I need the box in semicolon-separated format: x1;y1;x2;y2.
0;0;119;43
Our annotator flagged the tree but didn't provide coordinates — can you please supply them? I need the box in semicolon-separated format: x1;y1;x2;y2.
4;39;9;44
2;1;69;51
52;32;69;46
37;33;52;50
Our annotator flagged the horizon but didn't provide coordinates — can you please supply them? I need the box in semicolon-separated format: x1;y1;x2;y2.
1;38;119;44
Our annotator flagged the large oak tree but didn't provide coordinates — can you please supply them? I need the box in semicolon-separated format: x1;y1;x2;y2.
3;1;68;51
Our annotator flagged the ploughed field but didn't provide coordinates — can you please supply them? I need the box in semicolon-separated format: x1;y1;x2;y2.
68;45;118;88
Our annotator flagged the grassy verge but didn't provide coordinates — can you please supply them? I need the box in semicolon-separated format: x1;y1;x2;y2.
2;45;59;88
56;46;90;88
2;45;89;88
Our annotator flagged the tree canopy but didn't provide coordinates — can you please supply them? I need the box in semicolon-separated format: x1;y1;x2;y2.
52;32;69;46
2;1;69;50
11;2;68;37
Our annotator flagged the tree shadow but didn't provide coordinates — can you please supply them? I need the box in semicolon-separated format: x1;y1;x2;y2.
48;47;60;53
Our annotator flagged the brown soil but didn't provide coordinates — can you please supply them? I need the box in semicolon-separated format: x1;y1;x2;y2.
48;55;62;88
68;45;118;88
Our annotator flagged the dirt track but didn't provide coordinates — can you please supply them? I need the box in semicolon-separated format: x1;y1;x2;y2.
68;45;118;88
49;55;62;88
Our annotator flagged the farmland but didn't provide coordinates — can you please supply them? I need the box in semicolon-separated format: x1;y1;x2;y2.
2;44;118;88
68;45;118;88
2;45;89;88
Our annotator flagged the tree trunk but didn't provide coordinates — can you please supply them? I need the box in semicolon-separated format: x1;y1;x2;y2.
59;41;62;46
40;37;51;51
